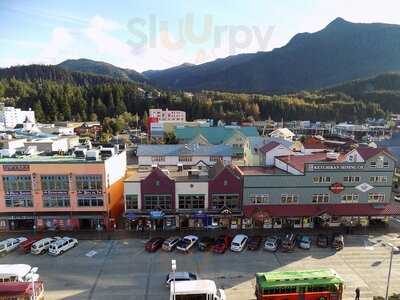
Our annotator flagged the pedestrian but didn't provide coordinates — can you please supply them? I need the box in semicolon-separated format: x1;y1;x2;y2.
355;287;360;300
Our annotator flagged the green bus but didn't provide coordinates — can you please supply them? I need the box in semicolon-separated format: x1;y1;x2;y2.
255;269;344;300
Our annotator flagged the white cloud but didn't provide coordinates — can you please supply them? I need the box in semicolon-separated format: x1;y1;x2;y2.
39;27;74;64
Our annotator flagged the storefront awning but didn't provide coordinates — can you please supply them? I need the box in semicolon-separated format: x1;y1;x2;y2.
243;203;400;218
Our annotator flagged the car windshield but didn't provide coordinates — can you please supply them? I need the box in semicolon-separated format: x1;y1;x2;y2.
0;244;4;250
232;242;240;247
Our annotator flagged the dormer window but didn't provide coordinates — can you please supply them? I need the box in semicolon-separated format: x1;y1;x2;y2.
370;161;376;168
348;155;354;162
376;156;384;168
384;161;389;168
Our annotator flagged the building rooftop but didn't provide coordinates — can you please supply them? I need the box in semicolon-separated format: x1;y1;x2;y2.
238;166;287;175
136;144;233;157
276;152;342;173
175;126;259;144
125;165;210;182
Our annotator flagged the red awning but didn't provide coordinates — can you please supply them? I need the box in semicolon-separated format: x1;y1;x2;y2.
243;203;400;218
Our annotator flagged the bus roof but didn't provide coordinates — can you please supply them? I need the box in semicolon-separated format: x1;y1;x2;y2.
171;280;217;295
256;269;344;289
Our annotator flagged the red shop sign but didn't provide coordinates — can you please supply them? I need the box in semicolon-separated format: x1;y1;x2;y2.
330;182;344;194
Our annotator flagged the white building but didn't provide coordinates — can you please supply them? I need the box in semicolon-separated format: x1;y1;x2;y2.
149;109;186;122
0;106;35;129
136;144;233;166
269;128;295;141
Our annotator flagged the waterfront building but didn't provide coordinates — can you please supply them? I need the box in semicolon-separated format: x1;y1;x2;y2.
136;144;233;166
125;146;400;231
0;148;127;231
175;126;259;159
0;106;35;129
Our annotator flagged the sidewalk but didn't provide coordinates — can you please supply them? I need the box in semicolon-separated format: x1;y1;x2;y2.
0;223;393;240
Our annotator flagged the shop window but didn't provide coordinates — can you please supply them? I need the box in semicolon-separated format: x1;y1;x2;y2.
43;193;70;207
250;194;269;204
368;192;385;203
41;175;69;191
144;194;172;210
77;197;104;207
313;176;331;183
3;175;32;192
76;175;102;190
178;195;205;209
344;176;360;183
211;194;239;210
369;176;387;183
341;194;359;203
125;194;138;209
281;194;298;204
312;194;329;203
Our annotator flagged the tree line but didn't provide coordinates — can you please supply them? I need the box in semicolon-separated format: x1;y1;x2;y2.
0;65;389;135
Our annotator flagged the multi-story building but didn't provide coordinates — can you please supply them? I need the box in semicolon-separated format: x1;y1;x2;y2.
149;109;186;122
175;126;260;159
136;144;233;166
125;146;400;231
241;147;399;229
0;106;35;129
0;148;127;231
124;161;242;230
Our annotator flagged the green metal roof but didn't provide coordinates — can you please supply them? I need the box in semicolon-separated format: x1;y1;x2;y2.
175;127;259;145
256;269;344;289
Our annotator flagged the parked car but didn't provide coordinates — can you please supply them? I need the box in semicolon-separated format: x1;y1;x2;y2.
19;238;40;254
281;233;296;252
298;235;312;250
213;235;233;254
264;236;281;252
177;235;199;253
0;237;27;255
317;234;329;248
247;236;262;251
162;236;181;252
198;237;215;251
31;237;61;255
165;272;198;287
48;237;78;256
230;234;249;252
331;233;344;251
145;237;164;252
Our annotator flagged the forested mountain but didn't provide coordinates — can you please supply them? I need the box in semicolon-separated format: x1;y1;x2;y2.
0;64;388;128
324;73;400;113
58;58;147;83
145;18;400;93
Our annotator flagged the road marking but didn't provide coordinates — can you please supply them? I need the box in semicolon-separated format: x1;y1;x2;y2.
87;240;115;300
364;240;375;250
86;250;97;257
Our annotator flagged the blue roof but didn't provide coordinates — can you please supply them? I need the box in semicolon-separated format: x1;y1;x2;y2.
175;126;259;144
137;144;233;157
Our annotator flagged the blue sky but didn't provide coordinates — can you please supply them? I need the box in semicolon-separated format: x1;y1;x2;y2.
1;0;400;71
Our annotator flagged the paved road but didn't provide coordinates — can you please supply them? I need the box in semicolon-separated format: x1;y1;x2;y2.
1;233;400;299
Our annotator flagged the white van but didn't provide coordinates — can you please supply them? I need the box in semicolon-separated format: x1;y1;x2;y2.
170;280;225;300
31;237;59;255
0;264;39;282
0;237;27;255
48;237;78;256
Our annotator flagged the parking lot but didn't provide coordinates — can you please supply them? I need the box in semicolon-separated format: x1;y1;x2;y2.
1;233;400;300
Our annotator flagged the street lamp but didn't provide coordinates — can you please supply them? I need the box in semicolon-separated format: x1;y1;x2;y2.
30;267;39;300
171;259;177;300
384;242;399;300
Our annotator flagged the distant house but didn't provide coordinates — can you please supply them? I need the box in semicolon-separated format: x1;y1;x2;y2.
243;137;300;166
175;126;259;159
136;144;233;166
269;128;295;141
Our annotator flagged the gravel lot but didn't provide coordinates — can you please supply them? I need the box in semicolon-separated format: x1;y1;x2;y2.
1;233;400;300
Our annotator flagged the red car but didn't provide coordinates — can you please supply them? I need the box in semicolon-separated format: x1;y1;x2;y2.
19;237;40;254
145;237;164;252
212;235;233;254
